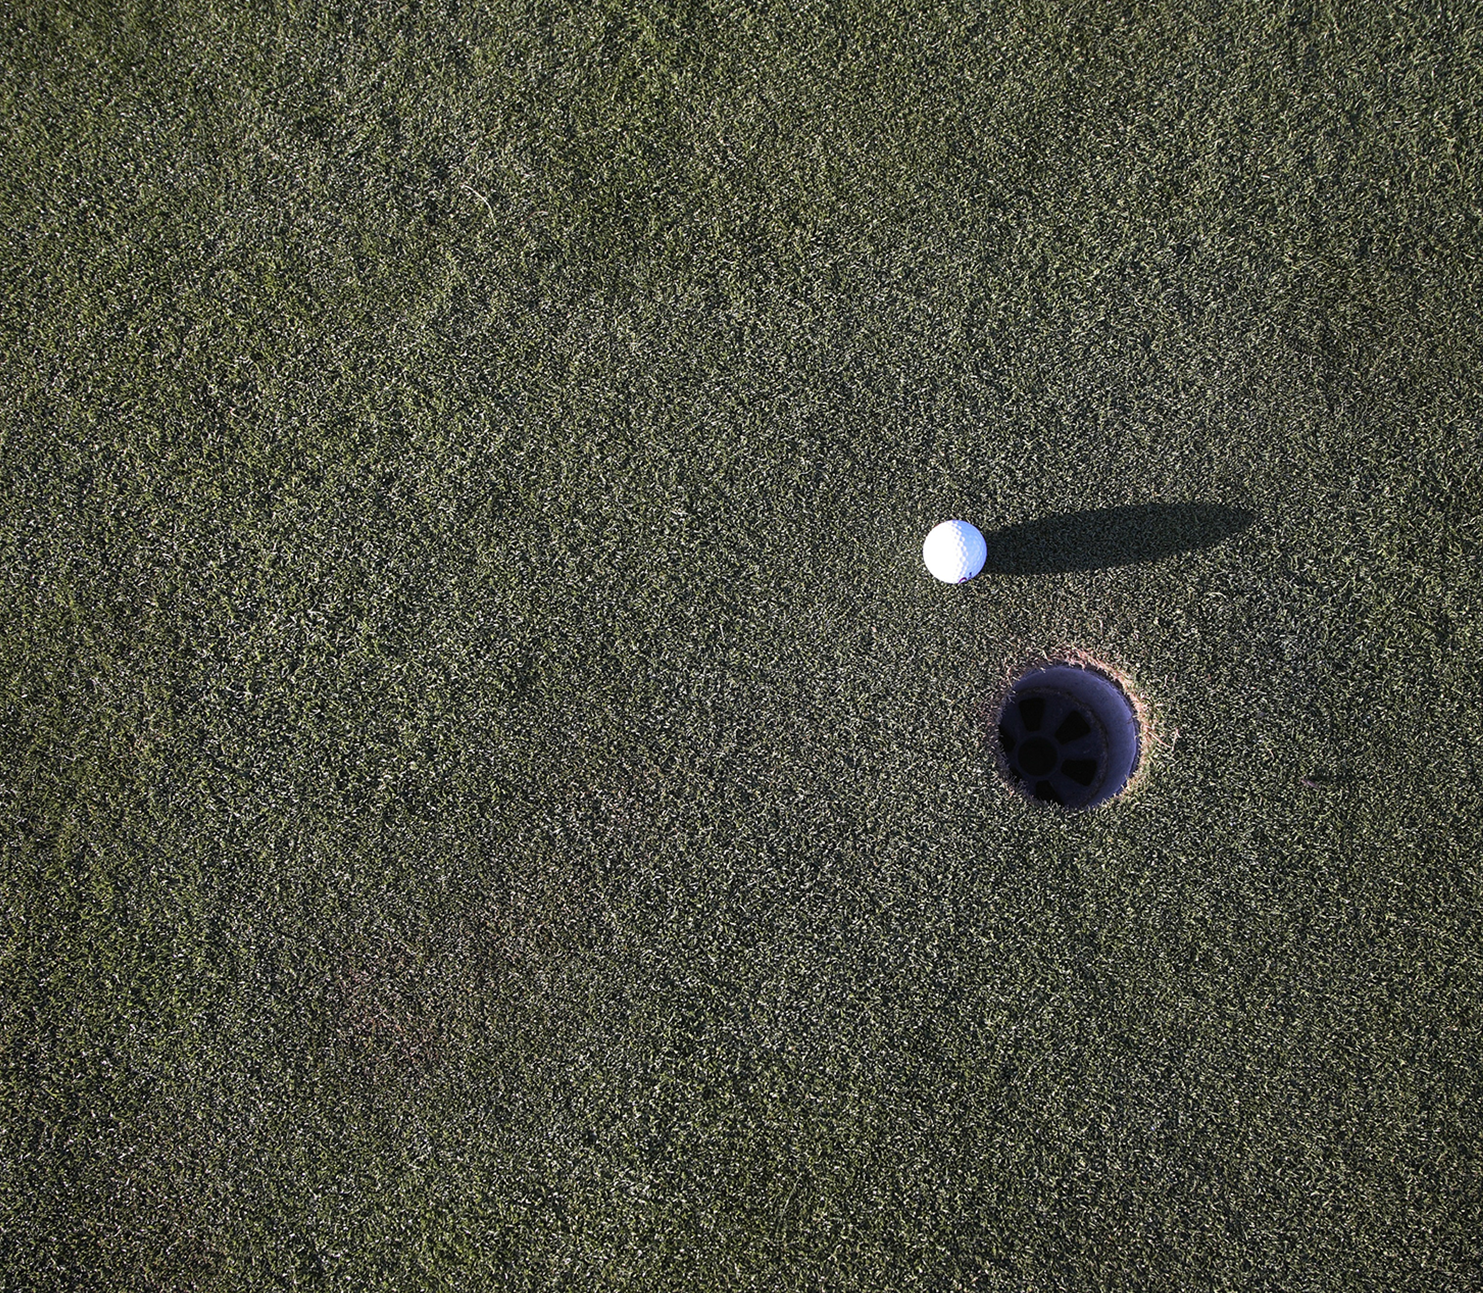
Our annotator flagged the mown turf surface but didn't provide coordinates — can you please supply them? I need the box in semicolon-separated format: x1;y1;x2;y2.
3;1;1482;1288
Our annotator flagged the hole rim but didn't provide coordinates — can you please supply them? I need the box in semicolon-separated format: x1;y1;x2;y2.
990;655;1145;812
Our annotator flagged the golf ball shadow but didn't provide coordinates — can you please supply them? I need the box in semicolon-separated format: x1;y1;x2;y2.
995;663;1141;809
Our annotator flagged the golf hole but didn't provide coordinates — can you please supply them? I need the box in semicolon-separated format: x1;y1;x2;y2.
995;662;1141;810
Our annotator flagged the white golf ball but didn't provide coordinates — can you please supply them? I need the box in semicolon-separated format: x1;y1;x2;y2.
923;519;987;583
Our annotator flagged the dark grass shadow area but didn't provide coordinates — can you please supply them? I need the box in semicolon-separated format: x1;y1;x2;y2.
981;503;1254;574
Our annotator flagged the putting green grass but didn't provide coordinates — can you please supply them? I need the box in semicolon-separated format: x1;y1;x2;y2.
3;1;1481;1288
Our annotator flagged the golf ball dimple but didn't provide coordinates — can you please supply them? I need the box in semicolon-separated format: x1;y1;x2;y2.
923;519;987;583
